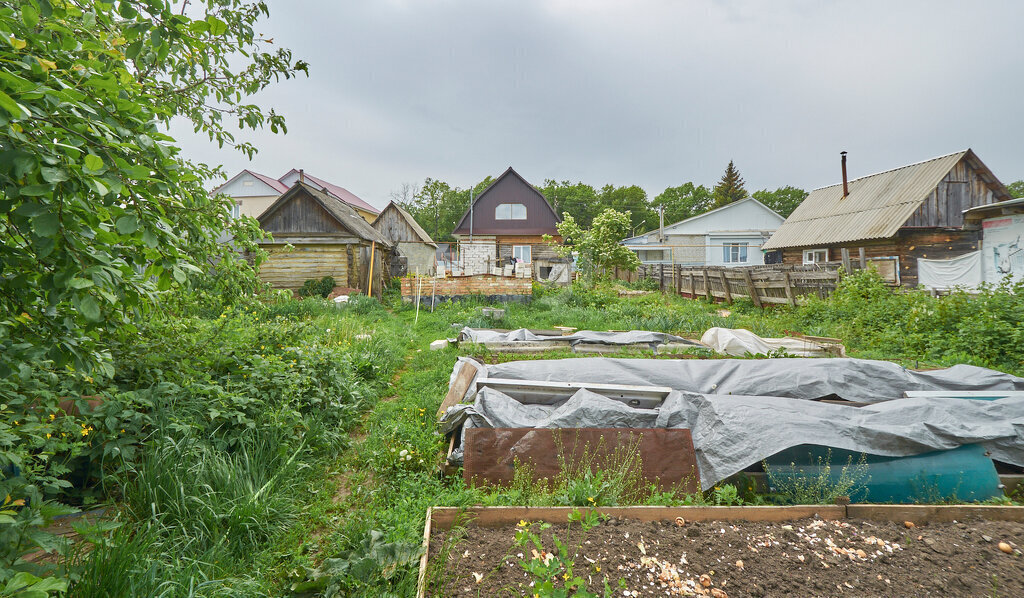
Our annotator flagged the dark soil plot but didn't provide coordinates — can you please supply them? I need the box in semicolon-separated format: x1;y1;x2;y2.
426;516;1024;597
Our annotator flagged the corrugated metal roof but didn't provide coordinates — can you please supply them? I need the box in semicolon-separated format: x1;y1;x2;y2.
763;151;967;250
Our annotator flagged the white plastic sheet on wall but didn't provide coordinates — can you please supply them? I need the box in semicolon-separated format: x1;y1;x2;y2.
917;250;983;290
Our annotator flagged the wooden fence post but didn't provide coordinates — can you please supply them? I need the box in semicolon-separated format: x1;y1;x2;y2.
719;271;732;304
859;247;867;270
703;269;713;302
840;247;851;272
742;269;762;308
688;273;695;298
659;264;665;291
783;271;796;307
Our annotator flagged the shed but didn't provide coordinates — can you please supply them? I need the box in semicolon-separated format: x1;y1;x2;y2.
762;149;1011;287
256;182;392;295
964;198;1024;285
372;201;437;276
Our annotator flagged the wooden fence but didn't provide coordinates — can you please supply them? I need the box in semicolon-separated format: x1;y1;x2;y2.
612;263;843;306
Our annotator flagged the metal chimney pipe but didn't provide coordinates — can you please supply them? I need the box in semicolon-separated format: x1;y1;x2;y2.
840;152;849;198
299;169;305;183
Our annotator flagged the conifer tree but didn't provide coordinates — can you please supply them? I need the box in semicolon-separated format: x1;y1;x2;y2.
712;161;748;207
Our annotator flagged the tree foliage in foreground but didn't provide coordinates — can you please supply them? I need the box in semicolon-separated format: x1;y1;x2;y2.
1007;180;1024;198
0;0;306;376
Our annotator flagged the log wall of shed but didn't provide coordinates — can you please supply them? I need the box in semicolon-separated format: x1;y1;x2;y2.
779;229;981;288
257;243;360;289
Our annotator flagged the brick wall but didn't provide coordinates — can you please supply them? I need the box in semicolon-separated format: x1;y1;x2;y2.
400;274;532;301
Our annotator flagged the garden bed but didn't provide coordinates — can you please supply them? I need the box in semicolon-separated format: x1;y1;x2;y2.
420;506;1024;597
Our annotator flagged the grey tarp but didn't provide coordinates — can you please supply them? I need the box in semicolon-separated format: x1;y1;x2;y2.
459;327;700;349
440;357;1024;487
484;357;1024;404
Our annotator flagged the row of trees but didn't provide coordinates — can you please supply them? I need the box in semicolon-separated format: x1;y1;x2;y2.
396;161;810;242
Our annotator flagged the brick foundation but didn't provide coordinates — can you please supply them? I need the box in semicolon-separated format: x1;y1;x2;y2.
400;274;532;304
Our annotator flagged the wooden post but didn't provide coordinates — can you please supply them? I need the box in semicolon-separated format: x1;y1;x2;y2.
703;269;713;302
719;271;732;304
675;265;681;295
659;264;665;291
783;271;796;307
859;247;867;270
688;273;695;298
742;269;762;308
367;241;376;297
840;247;851;273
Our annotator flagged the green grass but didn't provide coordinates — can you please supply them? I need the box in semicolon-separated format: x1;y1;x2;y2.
6;271;1021;596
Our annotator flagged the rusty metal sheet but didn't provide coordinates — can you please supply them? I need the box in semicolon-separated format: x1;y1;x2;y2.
463;428;699;493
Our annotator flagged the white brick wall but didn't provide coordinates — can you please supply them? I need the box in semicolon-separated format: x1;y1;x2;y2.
460;240;497;276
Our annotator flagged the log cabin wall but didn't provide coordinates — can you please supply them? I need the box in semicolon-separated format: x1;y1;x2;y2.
779;229;981;288
495;235;564;262
258;242;357;289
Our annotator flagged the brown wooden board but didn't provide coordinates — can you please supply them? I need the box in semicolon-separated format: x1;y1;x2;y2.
435;360;479;420
463;428;698;493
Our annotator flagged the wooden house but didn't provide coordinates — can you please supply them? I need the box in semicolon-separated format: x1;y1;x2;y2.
256;182;392;295
762;150;1012;287
372;201;437;276
451;167;570;281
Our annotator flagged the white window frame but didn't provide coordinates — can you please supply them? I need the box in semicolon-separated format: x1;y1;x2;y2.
512;245;532;263
231;201;241;219
803;248;829;264
723;242;748;264
496;203;527;220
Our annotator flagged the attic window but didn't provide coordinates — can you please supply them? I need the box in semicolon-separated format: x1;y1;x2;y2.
496;203;527;220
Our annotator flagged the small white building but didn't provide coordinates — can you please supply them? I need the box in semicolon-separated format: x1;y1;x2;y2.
621;198;785;267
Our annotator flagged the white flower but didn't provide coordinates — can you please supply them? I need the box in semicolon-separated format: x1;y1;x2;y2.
399;449;408;457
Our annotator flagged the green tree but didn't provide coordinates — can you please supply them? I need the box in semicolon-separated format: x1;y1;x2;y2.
752;186;808;218
402;177;493;242
712;160;748;207
653;182;714;224
0;0;306;376
1007;180;1024;198
597;184;655;234
540;180;599;228
548;208;640;281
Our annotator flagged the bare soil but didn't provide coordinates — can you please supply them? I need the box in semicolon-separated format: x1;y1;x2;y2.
427;516;1024;597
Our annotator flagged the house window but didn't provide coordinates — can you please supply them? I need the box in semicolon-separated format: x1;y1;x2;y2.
723;243;748;264
643;250;665;262
496;203;527;220
803;248;829;264
512;245;532;263
230;201;241;219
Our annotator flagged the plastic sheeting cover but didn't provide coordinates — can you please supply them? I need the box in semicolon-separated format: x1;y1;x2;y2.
460;327;699;348
441;357;1024;487
700;327;841;358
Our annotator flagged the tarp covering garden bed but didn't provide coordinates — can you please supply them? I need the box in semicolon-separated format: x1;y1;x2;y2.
441;357;1024;487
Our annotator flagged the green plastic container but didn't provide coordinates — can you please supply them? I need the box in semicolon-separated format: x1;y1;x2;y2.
764;443;1001;504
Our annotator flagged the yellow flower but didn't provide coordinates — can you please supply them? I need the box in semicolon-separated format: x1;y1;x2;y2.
49;413;56;421
595;565;601;572
563;573;570;580
120;429;125;433
587;496;594;503
518;520;528;528
46;433;51;439
81;428;89;436
13;421;18;426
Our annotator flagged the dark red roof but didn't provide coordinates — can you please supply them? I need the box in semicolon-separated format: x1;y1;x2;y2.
279;169;380;215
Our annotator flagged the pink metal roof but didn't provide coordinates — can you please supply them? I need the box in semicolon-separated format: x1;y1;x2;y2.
278;169;380;215
248;170;289;194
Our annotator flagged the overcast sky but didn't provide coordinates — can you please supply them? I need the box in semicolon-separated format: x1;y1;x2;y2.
172;0;1024;209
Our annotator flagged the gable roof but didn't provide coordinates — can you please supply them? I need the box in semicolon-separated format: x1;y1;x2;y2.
279;169;380;215
622;197;784;244
258;182;391;246
373;202;437;247
762;149;1011;250
452;167;560;234
212;168;289;195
